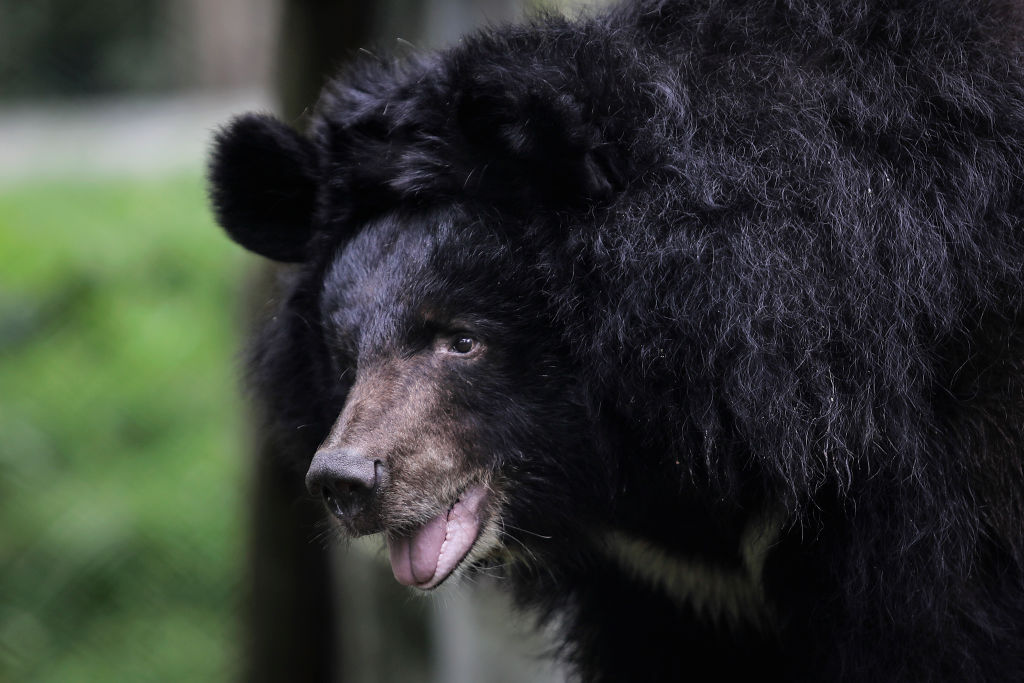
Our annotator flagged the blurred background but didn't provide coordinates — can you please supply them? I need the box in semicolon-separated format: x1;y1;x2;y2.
0;1;605;681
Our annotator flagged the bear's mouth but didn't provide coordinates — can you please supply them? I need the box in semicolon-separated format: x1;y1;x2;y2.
386;484;490;590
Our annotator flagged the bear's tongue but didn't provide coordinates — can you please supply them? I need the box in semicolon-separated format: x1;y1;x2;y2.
387;485;488;590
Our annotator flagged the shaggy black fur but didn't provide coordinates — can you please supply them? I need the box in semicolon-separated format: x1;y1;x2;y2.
209;0;1024;680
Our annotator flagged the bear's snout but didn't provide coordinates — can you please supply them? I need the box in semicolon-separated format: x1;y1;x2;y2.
306;447;383;533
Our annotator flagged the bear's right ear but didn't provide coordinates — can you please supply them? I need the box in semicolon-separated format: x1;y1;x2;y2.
208;113;319;262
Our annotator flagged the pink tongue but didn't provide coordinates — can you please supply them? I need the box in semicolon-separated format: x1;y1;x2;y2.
387;485;487;589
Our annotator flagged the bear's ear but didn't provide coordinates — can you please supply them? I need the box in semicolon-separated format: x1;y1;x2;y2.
208;113;319;262
454;75;625;205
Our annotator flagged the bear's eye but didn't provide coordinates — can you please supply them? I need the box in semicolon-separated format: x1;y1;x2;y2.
450;336;476;354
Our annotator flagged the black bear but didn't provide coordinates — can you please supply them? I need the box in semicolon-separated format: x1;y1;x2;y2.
208;0;1024;680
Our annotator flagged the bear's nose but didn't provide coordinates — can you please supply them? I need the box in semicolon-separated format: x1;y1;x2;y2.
305;448;381;522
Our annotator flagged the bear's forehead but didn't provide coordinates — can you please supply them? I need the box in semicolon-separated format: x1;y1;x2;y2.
317;207;522;351
319;207;510;306
321;214;437;317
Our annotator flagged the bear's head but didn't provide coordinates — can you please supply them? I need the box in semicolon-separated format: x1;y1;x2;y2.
208;55;631;589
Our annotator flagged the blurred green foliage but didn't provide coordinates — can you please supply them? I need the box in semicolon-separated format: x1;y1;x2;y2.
0;0;182;100
0;174;251;681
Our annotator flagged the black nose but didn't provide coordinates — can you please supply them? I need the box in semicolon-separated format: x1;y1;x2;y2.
305;448;380;521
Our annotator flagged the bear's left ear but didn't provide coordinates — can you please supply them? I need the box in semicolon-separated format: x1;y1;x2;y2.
208;113;319;262
454;74;626;205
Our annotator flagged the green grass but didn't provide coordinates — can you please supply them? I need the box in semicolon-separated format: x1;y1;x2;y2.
0;173;255;682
